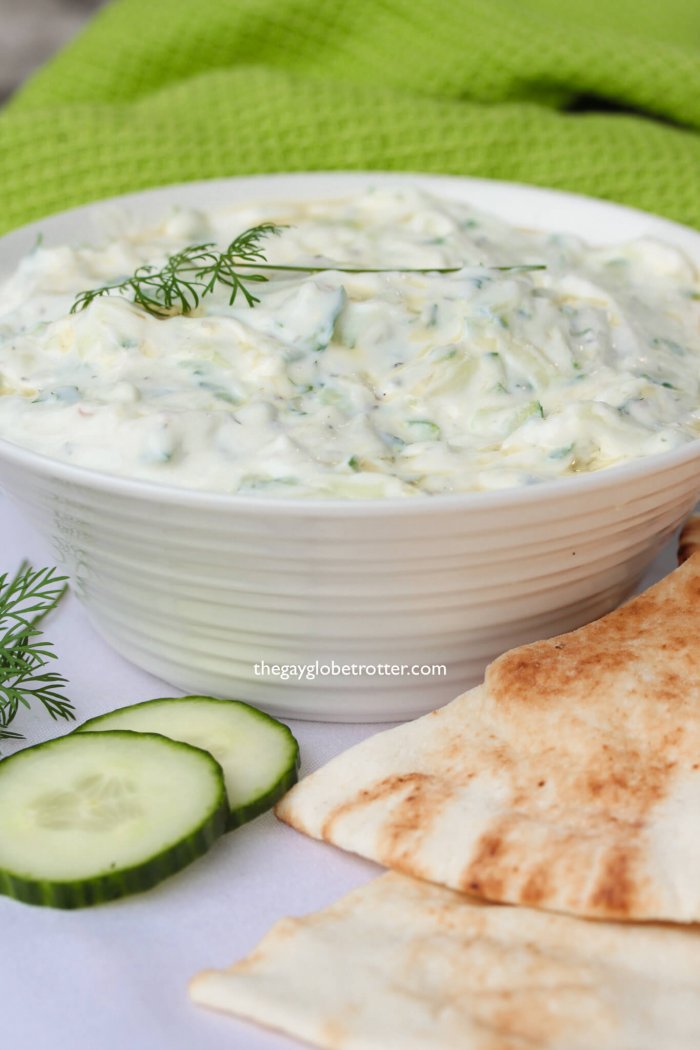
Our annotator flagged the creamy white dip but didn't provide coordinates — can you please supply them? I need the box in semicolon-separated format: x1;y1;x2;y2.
0;186;699;497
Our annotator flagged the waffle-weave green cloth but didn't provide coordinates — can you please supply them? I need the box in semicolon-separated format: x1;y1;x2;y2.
1;0;700;233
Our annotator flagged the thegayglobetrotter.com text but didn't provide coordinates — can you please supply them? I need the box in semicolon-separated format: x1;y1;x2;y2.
253;660;447;682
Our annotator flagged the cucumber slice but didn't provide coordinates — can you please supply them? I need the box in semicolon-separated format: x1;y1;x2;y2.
0;731;227;909
77;696;300;829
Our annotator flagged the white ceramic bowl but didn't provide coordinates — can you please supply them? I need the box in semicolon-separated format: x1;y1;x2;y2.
1;173;700;722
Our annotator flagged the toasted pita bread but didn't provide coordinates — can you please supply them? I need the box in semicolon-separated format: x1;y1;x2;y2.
190;871;700;1049
277;555;700;921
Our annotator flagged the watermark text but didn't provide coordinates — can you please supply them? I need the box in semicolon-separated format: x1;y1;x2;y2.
253;659;447;682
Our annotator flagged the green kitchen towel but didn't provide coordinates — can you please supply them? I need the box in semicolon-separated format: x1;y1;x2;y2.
1;0;700;234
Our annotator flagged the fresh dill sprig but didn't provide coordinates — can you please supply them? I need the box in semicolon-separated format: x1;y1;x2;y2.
0;562;73;742
72;223;283;318
71;223;546;319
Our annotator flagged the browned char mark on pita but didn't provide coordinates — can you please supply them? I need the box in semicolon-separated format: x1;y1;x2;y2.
588;848;638;914
321;772;458;879
461;824;518;903
461;814;651;918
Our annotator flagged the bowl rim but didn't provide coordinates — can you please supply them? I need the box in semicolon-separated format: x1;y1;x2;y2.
5;170;700;251
1;432;699;518
2;170;700;518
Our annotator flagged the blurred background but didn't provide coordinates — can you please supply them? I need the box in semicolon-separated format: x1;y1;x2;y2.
0;0;104;102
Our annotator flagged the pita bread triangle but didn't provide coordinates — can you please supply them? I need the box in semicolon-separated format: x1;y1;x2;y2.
276;554;700;921
190;871;700;1050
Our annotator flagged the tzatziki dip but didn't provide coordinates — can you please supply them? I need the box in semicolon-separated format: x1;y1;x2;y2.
0;186;699;497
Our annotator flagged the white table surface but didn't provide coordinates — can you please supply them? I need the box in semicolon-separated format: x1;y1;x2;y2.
0;490;681;1050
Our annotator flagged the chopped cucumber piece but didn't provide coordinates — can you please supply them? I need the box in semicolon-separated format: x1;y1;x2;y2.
407;419;441;441
0;731;227;909
77;696;300;829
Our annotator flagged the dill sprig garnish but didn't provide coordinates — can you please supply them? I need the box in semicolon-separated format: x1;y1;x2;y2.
71;223;546;319
72;223;283;317
0;562;73;742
